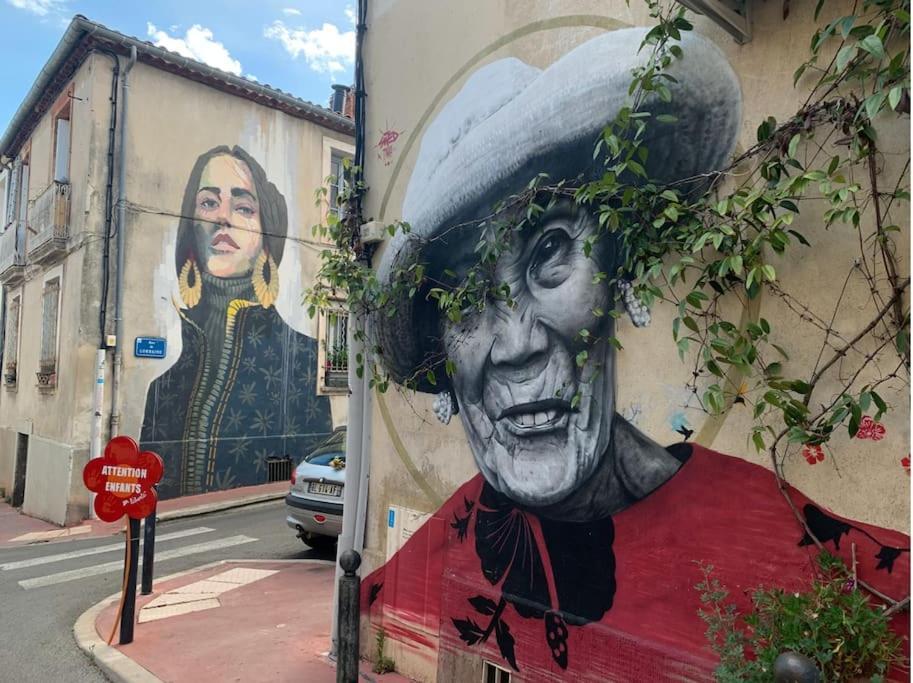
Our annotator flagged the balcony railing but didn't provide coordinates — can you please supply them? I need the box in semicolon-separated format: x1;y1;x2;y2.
28;181;70;264
0;222;26;285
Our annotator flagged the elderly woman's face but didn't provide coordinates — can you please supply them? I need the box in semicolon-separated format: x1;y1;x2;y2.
193;154;264;278
443;201;614;507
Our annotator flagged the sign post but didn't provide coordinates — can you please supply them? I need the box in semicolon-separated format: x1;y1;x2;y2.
83;436;163;645
141;494;157;595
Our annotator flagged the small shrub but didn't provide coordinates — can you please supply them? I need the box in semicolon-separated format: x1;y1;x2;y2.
696;553;904;682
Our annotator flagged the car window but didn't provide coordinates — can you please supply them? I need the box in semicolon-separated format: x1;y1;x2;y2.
305;451;346;466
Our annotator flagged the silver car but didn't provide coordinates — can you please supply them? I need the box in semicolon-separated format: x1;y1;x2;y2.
285;428;346;549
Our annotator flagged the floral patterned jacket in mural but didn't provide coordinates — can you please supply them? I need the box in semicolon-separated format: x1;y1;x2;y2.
362;441;910;682
140;288;332;499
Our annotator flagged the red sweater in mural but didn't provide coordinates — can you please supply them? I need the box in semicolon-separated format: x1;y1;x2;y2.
362;444;909;682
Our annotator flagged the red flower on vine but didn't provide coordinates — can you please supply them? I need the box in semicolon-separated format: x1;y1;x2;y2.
802;444;825;465
902;456;910;475
855;416;886;441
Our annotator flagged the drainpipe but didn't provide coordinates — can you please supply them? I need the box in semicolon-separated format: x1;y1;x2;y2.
332;0;370;655
87;49;120;519
109;45;136;438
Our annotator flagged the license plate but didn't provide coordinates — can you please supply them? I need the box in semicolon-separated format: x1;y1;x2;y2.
308;482;342;497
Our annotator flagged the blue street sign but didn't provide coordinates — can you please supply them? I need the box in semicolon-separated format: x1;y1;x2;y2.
134;337;167;359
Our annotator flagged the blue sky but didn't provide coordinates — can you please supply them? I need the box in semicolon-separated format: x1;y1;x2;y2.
0;0;356;134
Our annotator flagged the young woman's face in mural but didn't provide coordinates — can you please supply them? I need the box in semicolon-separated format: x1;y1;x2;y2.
443;202;615;508
193;154;264;278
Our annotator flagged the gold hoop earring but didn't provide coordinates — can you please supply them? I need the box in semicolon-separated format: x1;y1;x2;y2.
252;250;279;308
178;258;202;308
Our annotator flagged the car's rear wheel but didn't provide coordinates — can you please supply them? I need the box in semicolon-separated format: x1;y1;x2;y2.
300;531;336;549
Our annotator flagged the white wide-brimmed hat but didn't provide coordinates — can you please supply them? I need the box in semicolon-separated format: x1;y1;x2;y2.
373;27;742;393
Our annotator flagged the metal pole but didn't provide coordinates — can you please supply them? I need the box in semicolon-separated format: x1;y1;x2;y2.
336;550;361;683
140;498;156;595
120;517;141;644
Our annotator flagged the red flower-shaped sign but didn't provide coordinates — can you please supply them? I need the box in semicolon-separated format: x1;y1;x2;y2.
83;436;164;522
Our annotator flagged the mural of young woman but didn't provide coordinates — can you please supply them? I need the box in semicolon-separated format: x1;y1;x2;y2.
140;145;333;499
363;29;910;679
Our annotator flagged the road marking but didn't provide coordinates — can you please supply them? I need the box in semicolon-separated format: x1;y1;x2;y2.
1;527;215;571
18;535;258;590
9;526;92;543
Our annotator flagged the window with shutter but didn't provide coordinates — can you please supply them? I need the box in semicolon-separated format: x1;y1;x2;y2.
328;151;350;220
4;294;20;386
40;277;60;372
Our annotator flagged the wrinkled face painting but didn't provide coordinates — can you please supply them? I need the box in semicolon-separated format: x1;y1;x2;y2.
193;155;263;278
443;201;614;507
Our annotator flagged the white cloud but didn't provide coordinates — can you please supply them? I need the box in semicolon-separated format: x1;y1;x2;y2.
6;0;65;16
146;23;243;76
344;5;356;25
264;20;355;76
282;7;301;15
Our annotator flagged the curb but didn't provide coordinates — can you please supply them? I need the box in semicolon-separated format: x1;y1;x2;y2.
156;491;285;523
73;558;336;682
74;594;163;683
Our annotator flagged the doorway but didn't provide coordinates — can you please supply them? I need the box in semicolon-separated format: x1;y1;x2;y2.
11;433;28;507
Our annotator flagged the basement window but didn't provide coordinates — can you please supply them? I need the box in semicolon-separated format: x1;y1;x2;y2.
483;661;512;683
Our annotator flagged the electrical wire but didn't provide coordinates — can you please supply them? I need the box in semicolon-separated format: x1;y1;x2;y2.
107;518;132;645
122;201;337;253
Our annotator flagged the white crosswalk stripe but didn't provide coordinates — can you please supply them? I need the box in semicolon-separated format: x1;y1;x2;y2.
0;527;215;571
17;535;258;590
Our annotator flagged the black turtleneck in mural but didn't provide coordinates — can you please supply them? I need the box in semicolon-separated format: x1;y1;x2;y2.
140;271;332;499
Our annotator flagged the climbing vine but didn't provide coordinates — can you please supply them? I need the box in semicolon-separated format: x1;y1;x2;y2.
306;0;910;616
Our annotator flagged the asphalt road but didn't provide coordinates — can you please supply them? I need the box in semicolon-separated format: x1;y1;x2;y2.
0;500;333;683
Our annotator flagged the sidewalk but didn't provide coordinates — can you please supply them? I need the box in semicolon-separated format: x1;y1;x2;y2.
75;559;412;683
0;481;289;548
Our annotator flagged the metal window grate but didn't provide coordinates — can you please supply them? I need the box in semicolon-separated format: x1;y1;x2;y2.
266;456;293;483
323;308;348;388
483;661;511;683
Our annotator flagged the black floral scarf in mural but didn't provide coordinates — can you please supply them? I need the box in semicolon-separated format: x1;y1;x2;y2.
451;482;618;670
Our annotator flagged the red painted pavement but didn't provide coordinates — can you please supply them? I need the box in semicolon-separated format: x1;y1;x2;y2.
96;560;412;682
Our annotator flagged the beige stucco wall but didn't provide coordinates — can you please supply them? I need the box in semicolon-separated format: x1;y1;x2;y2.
0;51;353;520
0;52;108;519
360;3;909;677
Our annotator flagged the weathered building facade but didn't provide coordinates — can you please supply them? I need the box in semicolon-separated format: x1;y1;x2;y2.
0;17;354;524
349;1;910;680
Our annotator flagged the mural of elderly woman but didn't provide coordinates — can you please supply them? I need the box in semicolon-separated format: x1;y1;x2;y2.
362;29;910;679
141;145;332;499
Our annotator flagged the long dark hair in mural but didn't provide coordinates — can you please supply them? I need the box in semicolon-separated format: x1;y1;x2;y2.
141;145;332;499
361;29;910;679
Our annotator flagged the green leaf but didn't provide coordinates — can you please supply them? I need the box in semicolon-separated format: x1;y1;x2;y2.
576;350;588;367
889;86;903;111
787;133;801;159
859;34;885;60
835;44;857;72
865;92;886;121
425;370;437;387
